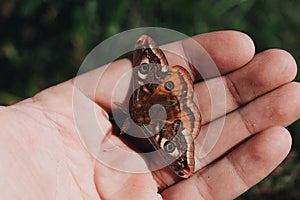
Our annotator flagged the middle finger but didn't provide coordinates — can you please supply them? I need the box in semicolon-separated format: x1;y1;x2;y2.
195;49;297;125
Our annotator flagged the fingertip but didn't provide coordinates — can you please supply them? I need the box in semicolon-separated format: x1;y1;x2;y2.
193;30;255;72
230;126;292;186
260;49;298;82
264;126;292;158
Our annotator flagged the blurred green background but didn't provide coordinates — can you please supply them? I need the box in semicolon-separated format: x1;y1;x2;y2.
0;0;299;199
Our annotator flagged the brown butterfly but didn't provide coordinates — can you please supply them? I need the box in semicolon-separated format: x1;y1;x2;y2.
119;35;201;178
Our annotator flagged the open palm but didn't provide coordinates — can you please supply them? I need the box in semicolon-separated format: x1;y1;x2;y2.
1;31;299;200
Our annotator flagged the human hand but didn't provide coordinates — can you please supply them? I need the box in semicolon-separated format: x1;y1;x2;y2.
0;31;299;199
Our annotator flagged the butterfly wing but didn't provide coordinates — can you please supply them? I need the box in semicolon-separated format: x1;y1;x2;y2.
128;35;201;178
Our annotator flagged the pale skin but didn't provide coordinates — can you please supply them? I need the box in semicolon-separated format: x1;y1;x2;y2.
0;31;300;199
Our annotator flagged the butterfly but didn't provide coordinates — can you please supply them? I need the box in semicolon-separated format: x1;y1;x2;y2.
119;35;201;178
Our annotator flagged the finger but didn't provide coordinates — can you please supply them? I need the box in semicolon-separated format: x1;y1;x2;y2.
196;82;300;168
72;31;255;112
195;49;297;124
161;126;292;200
162;30;255;80
191;31;255;75
153;82;300;188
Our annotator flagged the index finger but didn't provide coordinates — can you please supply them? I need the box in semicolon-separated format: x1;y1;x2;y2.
163;30;255;81
73;30;255;111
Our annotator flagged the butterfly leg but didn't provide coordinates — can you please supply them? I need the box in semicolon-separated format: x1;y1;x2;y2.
113;101;131;135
